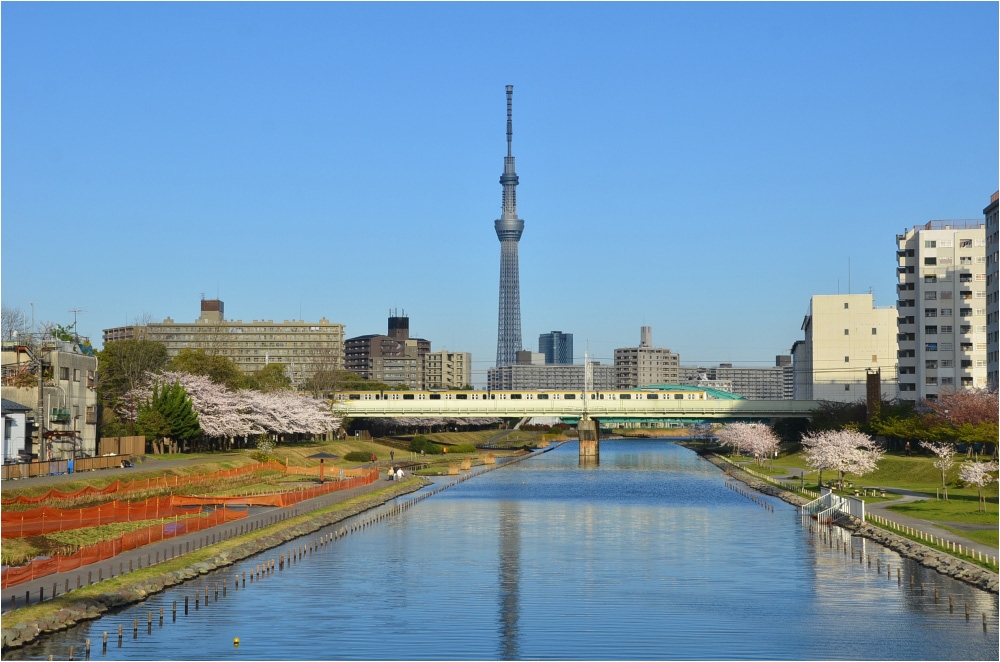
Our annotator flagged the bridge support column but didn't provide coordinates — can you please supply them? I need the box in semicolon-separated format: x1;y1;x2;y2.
578;414;599;461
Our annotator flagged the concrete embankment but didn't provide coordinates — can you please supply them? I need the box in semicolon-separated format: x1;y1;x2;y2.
692;446;999;595
1;479;428;651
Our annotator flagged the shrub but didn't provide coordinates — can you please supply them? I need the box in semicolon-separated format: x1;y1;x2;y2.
449;444;476;454
345;451;374;462
409;437;444;454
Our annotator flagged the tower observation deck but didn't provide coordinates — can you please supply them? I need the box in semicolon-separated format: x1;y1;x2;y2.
495;85;525;367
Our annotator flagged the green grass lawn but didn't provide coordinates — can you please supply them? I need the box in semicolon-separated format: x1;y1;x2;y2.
938;525;999;549
886;493;998;524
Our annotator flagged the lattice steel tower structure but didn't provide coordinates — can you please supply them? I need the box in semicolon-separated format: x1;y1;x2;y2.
495;85;525;367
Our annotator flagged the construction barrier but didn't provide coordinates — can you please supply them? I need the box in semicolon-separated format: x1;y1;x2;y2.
0;506;247;589
1;461;285;505
283;465;369;478
170;468;379;508
2;497;200;538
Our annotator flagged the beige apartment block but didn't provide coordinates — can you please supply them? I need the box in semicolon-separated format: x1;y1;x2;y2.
614;326;680;388
140;299;344;387
424;351;472;390
791;294;898;402
895;221;988;400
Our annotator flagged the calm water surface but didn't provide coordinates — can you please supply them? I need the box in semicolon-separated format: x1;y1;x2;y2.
9;441;999;660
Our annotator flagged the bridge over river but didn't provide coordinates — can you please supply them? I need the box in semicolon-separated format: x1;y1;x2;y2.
334;393;820;421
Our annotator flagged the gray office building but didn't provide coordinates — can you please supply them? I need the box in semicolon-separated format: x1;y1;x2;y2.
539;331;573;365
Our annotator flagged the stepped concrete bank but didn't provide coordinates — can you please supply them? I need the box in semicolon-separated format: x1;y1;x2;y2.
1;479;428;652
694;447;999;594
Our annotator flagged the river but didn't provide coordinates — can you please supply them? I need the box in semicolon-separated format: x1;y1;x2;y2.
7;440;998;660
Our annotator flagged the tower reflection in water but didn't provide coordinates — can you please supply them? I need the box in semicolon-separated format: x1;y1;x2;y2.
497;500;520;660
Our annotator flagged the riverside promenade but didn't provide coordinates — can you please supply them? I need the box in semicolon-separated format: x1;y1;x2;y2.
1;466;404;614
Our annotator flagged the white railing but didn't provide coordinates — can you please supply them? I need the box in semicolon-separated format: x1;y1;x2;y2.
801;487;864;523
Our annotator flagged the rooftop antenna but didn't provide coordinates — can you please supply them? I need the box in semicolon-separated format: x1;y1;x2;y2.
68;309;84;341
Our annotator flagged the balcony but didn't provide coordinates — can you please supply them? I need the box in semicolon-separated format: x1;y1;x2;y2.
50;408;71;424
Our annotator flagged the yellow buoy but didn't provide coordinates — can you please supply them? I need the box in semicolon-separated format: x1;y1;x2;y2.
234;637;240;647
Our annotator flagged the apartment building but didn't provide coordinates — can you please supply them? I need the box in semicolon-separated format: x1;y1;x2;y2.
1;338;99;460
614;326;680;388
679;356;793;400
985;192;999;390
487;362;616;391
423;351;472;390
791;294;898;402
344;314;430;390
140;299;345;386
895;221;988;400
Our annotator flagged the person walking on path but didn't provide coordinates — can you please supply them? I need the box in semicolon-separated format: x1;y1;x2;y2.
370;453;377;465
390;450;395;462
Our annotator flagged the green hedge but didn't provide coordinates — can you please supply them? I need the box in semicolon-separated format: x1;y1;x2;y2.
409;436;444;455
344;451;375;462
449;444;476;454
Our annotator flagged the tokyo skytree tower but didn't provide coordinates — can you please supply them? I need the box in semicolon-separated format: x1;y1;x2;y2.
495;85;525;367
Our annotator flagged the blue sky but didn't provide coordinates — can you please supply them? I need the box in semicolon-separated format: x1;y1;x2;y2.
2;2;997;385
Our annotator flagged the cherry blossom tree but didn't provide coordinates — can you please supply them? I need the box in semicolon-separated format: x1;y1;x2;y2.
802;429;884;490
716;422;779;466
920;441;956;491
958;460;998;512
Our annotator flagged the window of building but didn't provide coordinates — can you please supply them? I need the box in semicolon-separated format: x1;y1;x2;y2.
73;369;80;382
941;360;953;368
940;291;952;299
925;240;936;248
844;302;849;309
844;384;851;391
926;360;938;369
925;291;937;300
59;367;69;381
844;329;850;335
924;257;937;266
924;308;937;317
926;377;937;385
925;343;938;351
844;356;850;362
941;343;954;351
961;377;974;386
961;360;973;369
960;239;973;248
940;325;953;333
925;274;937;283
940;308;952;316
960;308;973;317
960;325;972;334
925;326;937;335
871;328;877;335
941;377;954;385
900;383;916;391
960;256;972;265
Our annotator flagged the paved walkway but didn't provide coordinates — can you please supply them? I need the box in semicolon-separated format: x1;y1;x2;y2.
1;474;414;614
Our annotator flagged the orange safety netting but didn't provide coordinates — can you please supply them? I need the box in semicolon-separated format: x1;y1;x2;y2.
1;461;286;505
284;465;369;478
0;506;247;588
1;497;201;538
170;468;379;508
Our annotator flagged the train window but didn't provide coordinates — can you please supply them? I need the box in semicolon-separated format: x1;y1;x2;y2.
490;394;496;399
510;393;522;399
564;393;576;400
674;394;684;399
620;394;631;400
537;394;549;400
349;394;361;400
646;394;659;400
456;393;468;400
430;393;441;400
403;394;415;400
590;393;596;399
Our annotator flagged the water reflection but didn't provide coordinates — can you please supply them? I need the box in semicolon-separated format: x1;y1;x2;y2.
497;501;520;660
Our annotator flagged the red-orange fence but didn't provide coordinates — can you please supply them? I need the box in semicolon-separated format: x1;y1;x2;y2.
1;461;285;505
0;506;247;589
170;468;380;508
1;497;201;538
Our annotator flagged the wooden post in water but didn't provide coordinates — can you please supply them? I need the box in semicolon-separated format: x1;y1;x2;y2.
117;624;123;648
102;632;108;654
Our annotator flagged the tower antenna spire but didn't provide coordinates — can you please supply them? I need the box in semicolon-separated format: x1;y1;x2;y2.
494;85;525;367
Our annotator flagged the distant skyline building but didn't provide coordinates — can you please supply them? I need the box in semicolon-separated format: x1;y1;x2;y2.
614;326;680;388
495;85;525;367
679;357;793;400
487;362;615;391
345;312;430;390
538;331;573;365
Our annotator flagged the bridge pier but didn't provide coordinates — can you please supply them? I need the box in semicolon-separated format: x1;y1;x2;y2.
578;414;599;461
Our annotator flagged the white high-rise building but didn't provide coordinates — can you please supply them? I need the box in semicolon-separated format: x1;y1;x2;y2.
985;192;999;391
895;220;988;400
791;294;898;402
614;327;680;388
